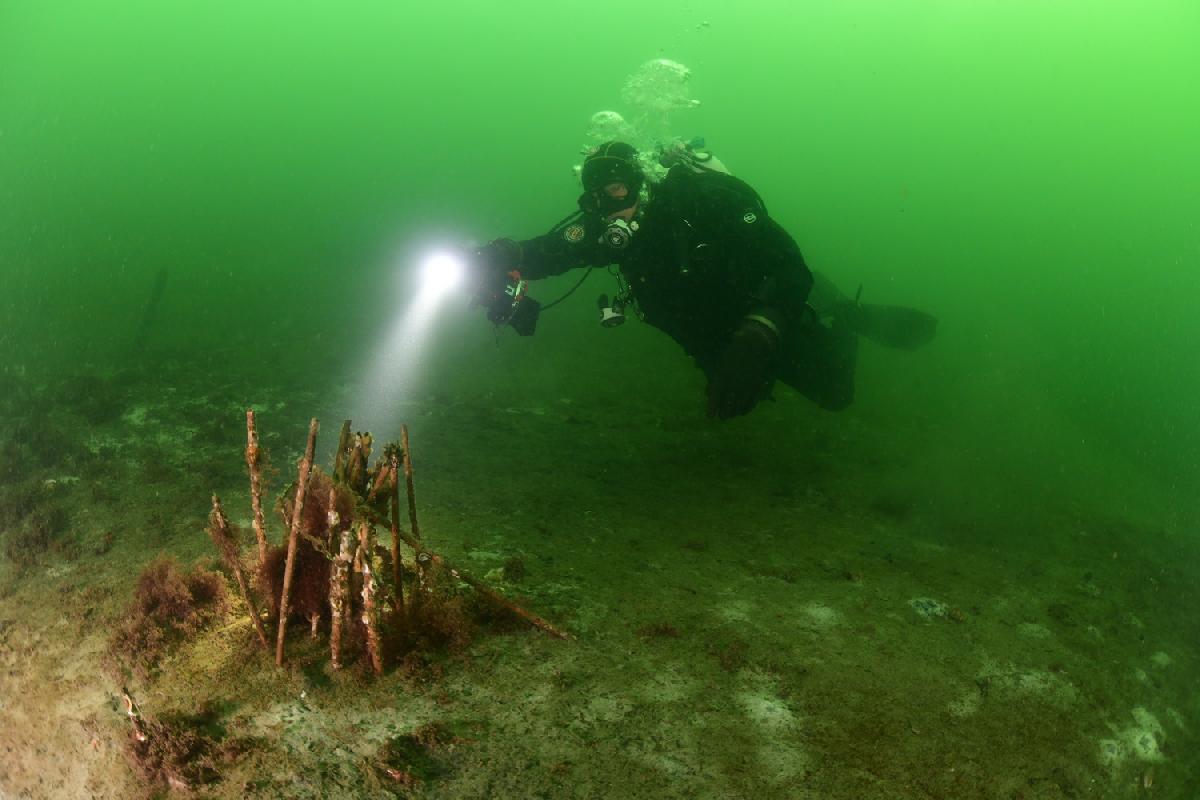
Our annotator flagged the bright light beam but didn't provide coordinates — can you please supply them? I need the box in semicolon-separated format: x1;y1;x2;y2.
353;248;469;431
419;252;464;299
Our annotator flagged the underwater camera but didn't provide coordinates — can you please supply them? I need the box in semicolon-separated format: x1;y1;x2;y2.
482;270;541;336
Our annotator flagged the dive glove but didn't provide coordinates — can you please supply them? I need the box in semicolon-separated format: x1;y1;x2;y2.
705;317;779;420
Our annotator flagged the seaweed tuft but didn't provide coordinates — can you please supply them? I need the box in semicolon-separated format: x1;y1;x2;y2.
123;704;228;792
106;556;228;680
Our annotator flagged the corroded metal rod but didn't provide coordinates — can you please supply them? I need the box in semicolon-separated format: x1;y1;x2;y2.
329;529;352;670
208;494;270;651
357;521;385;674
400;425;421;541
388;449;405;616
275;417;319;667
333;420;352;482
364;507;570;640
245;410;269;568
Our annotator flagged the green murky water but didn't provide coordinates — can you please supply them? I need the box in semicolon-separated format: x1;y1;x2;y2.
1;2;1197;796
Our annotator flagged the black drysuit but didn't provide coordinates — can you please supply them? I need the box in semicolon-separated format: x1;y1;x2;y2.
482;165;858;411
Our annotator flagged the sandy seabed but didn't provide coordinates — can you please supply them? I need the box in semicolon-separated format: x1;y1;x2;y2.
1;349;1196;800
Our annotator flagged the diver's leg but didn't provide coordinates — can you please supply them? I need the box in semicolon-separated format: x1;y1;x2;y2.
807;270;852;314
809;270;938;351
776;317;858;411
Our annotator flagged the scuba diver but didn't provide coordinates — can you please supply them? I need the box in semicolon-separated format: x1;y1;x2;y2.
472;140;937;419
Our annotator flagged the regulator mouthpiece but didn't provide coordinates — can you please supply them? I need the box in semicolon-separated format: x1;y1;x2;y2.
602;218;637;250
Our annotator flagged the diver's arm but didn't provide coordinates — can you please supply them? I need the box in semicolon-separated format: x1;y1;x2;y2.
477;217;606;280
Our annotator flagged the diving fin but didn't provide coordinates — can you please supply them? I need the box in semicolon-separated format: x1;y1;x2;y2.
846;303;938;350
